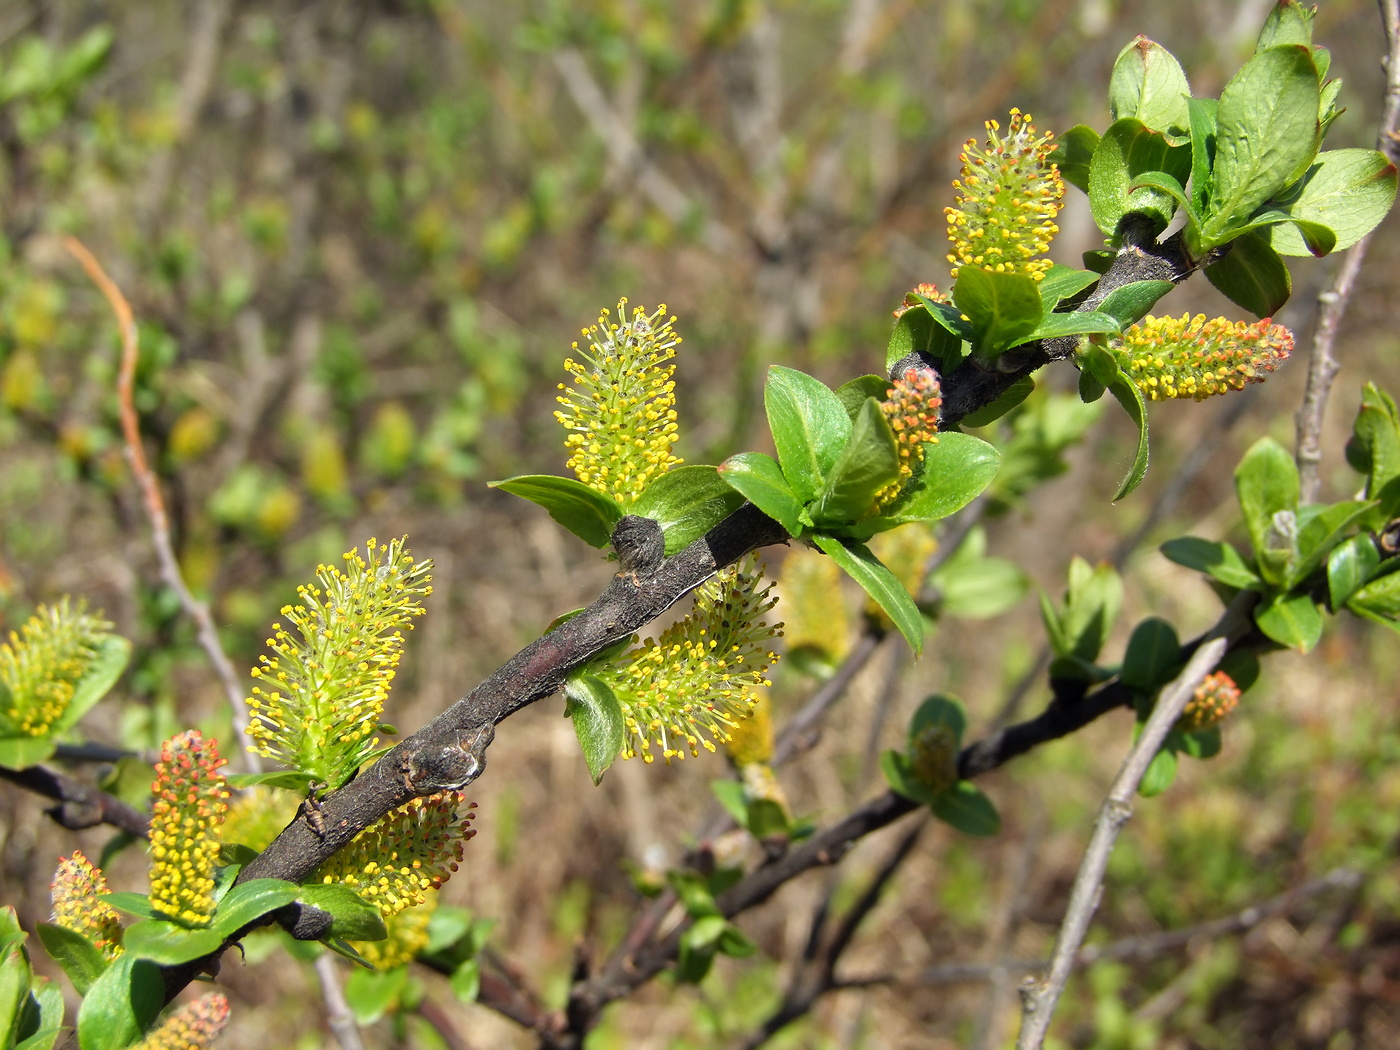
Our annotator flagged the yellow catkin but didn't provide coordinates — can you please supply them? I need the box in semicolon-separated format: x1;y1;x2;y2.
0;598;111;737
1114;314;1293;402
944;109;1064;281
50;850;124;960
147;732;229;928
554;299;684;504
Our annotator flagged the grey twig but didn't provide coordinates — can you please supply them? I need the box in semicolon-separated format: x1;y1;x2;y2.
1012;598;1245;1049
313;954;365;1050
1295;0;1400;502
0;764;149;838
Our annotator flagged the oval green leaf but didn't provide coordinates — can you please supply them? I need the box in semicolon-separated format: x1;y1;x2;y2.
488;474;623;548
718;452;805;537
631;465;746;554
764;365;851;501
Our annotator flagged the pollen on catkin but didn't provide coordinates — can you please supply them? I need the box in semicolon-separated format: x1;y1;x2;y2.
148;731;229;928
51;850;124;960
245;537;432;787
605;554;782;764
1113;314;1294;401
876;367;942;510
944;109;1064;281
1176;670;1242;733
315;793;475;918
0;598;111;737
554;299;684;504
132;993;230;1050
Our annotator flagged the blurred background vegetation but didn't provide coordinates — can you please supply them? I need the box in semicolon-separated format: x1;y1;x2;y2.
1;0;1398;1047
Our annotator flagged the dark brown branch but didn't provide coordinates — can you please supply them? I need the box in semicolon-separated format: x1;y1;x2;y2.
0;764;150;838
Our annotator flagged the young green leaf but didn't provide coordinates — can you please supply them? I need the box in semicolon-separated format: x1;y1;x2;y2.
1160;536;1262;589
1347;568;1400;629
1347;383;1400;510
488;474;623;548
35;923;108;996
885;305;963;373
120;920;224;966
1120;617;1181;692
345;966;409;1024
1289;500;1376;589
1204;230;1292;317
1048;124;1099;193
1108;36;1192;145
0;737;57;770
76;954;164;1050
1256;0;1315;50
1205;45;1321;242
764;365;852;501
293;884;387;942
207;879;301;938
1106;368;1151;501
1255;591;1323;652
1266;149;1398;257
1138;747;1178;797
951;266;1044;356
1187;97;1218;229
930;782;1001;837
52;635;131;735
1026;310;1121;342
1327;534;1382;610
811;534;924;655
958;377;1036;429
564;672;624;785
861;433;1001;529
717;452;806;537
1094;280;1175;328
1037;264;1102;309
836;375;892;420
1235;437;1300;565
1088;118;1192;236
631;465;746;554
810;399;901;526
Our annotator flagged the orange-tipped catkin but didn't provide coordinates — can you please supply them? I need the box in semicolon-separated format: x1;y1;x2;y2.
1114;314;1293;401
1176;670;1242;733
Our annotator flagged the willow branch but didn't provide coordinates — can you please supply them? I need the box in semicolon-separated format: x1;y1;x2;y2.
0;764;150;838
1295;0;1400;502
64;238;259;771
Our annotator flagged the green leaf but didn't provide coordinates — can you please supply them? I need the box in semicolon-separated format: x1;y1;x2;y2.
225;769;317;792
35;923;108;996
1204;229;1292;317
764;365;851;501
885;305;963;373
102;893;160;921
54;635;131;734
120;920;224;966
1182;725;1223;760
1267;149;1398;256
811;535;924;655
1187;97;1218;226
1328;534;1381;610
1348;568;1400;628
1120;617;1181;692
0;737;57;770
631;465;746;554
1049;124;1100;193
880;749;940;808
1051;556;1124;665
909;694;967;746
744;798;790;840
1205;45;1321;242
563;672;624;785
862;432;1001;529
811;399;900;526
958;377;1035;429
1129;170;1201;234
1088;118;1192;236
1095;280;1175;328
1138;747;1178;797
488;475;623;548
208;879;300;938
836;375;891;420
76;954;163;1050
1108;36;1192;145
1255;591;1323;652
1160;537;1262;589
1235;437;1300;572
294;884;387;942
450;959;481;1003
345;965;409;1025
931;541;1028;619
951;267;1044;357
710;778;749;825
1348;383;1400;507
717;452;806;537
1256;1;1315;50
930;782;1001;837
1106;368;1150;501
1037;264;1101;309
1026;310;1121;342
717;924;758;958
0;944;30;1048
1290;500;1376;589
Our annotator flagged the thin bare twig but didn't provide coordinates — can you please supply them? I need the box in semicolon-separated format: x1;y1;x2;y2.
0;763;150;838
1295;0;1400;502
1013;595;1246;1049
63;238;259;771
313;954;366;1050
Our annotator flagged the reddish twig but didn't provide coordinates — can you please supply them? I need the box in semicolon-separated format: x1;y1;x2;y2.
63;237;259;771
